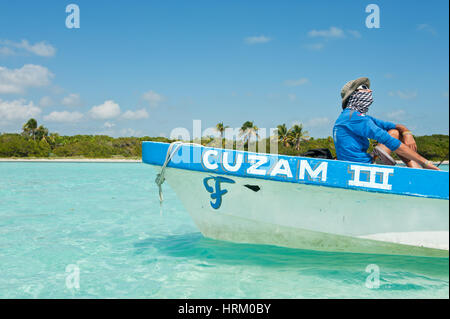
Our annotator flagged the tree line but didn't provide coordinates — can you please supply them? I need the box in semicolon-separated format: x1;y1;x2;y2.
0;118;448;161
0;119;169;158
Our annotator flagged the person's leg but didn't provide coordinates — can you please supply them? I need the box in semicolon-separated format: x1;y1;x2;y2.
377;129;421;168
376;129;399;157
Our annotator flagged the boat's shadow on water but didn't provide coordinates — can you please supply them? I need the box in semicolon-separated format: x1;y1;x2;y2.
134;232;449;279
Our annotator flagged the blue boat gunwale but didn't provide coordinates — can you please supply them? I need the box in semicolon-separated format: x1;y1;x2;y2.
142;141;449;200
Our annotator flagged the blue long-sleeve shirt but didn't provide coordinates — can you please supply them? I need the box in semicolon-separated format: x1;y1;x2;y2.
333;109;401;163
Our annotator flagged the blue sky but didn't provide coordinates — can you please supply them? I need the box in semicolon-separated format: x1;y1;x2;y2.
0;0;448;138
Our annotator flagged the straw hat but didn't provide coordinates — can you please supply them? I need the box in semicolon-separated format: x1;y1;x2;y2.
340;77;371;109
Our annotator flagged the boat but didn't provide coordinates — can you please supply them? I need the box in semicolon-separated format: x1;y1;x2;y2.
142;141;449;257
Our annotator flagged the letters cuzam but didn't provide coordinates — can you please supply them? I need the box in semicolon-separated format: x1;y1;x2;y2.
200;148;395;192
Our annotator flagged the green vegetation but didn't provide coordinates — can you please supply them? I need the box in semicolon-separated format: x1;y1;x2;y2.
414;135;449;161
0;119;173;158
0;132;173;158
0;119;448;161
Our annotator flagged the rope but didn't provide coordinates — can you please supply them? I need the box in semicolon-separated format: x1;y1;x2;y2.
155;141;184;204
437;152;449;168
155;141;206;210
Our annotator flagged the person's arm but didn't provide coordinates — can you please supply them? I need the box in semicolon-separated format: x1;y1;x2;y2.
355;116;401;152
368;117;417;151
395;143;439;170
395;124;417;152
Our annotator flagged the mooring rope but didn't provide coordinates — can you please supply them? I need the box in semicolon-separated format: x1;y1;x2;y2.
436;152;449;168
155;141;184;204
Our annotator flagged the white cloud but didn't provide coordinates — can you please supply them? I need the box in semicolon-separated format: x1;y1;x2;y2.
0;64;54;94
308;27;345;38
89;100;121;119
244;35;272;44
0;39;56;57
290;120;308;129
305;117;330;128
0;98;41;121
347;30;362;38
103;121;115;128
386;110;406;121
388;90;418;100
0;47;15;56
61;93;81;107
18;40;56;57
284;78;309;87
417;24;437;36
142;90;164;107
44;111;83;122
122;108;149;120
304;28;361;51
39;96;54;107
120;128;142;137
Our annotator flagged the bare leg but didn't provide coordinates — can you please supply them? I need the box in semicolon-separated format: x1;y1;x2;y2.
377;129;421;168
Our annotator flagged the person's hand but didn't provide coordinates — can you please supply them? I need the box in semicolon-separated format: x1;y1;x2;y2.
403;134;417;152
423;160;440;170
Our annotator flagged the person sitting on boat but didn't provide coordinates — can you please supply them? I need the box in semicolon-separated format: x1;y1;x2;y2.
333;77;439;170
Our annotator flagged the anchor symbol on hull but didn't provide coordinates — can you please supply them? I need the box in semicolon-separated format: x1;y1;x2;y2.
203;176;235;209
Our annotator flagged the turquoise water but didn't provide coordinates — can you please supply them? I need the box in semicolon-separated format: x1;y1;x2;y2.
0;162;448;298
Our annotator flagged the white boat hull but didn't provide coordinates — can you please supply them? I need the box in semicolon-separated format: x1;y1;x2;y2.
158;165;449;257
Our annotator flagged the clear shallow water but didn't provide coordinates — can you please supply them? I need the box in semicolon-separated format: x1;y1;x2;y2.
0;162;448;298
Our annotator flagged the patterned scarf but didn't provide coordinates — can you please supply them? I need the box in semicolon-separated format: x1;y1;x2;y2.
346;91;373;114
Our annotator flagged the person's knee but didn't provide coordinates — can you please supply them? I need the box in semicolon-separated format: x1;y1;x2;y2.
388;129;400;139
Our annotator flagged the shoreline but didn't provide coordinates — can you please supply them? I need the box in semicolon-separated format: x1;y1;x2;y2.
0;158;448;165
0;158;141;162
395;160;448;165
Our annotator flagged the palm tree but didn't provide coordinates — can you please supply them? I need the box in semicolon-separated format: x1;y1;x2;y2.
215;122;229;138
47;132;60;148
215;122;229;147
289;124;310;151
240;121;259;146
275;124;291;147
22;118;38;140
35;125;49;141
